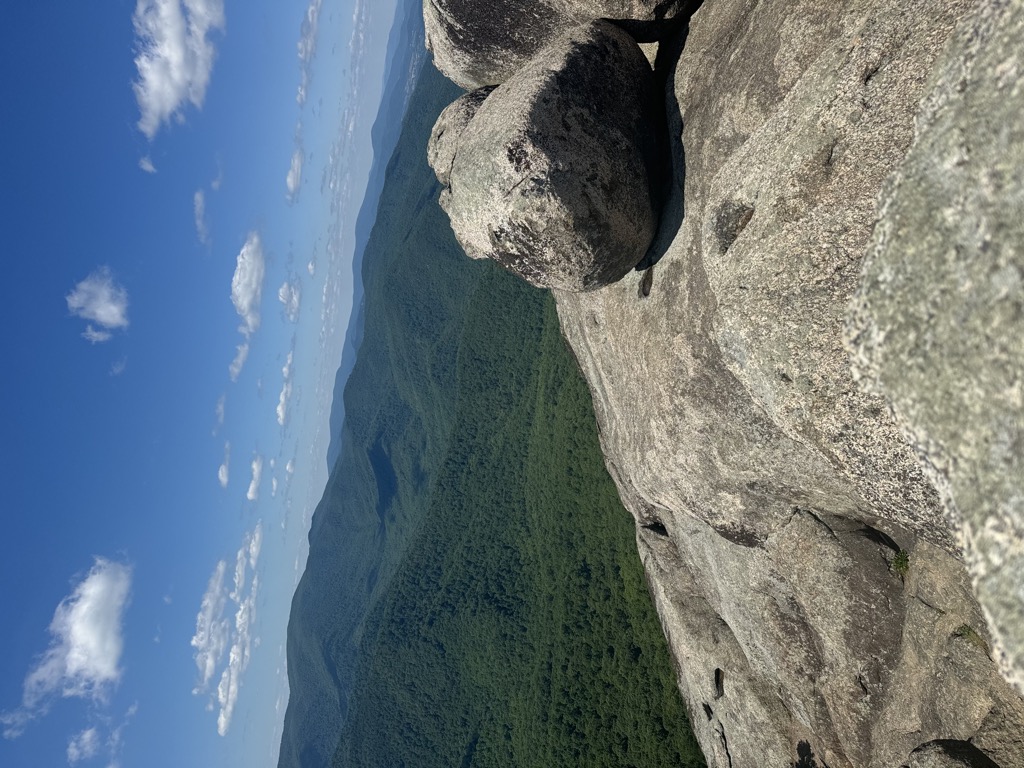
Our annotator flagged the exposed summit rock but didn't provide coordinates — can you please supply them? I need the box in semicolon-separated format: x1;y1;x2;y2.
544;0;1024;766
424;0;1024;764
423;0;692;88
430;20;660;292
427;86;493;187
847;0;1024;697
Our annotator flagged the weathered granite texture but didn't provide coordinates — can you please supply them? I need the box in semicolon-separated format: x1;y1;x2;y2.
423;0;693;88
430;21;660;292
427;86;494;187
847;0;1024;698
545;0;1024;765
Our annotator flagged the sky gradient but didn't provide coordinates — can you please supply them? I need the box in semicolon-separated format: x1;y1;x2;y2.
0;0;401;765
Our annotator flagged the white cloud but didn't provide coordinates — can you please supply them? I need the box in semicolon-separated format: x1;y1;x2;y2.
246;456;263;501
1;560;131;738
270;477;278;497
217;442;230;488
276;381;292;427
213;394;225;431
285;459;294;475
132;0;226;139
191;524;262;736
138;156;157;174
277;282;301;322
67;269;129;341
228;343;248;382
295;0;324;105
248;523;262;570
67;727;100;764
190;561;229;693
193;189;208;244
230;232;264;336
82;326;112;344
109;357;128;377
285;148;303;201
306;259;315;276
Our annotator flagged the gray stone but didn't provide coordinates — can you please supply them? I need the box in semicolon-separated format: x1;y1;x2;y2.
847;0;1024;698
546;0;1024;765
423;0;691;89
427;86;493;187
434;20;659;292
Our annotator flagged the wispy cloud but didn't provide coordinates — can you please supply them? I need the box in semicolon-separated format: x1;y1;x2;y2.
276;351;294;426
231;232;264;337
67;268;129;343
213;394;225;433
246;455;263;502
191;523;262;736
286;144;304;202
228;343;249;382
66;727;100;764
217;442;230;488
277;281;301;322
295;0;324;106
109;358;128;377
132;0;226;139
138;156;157;174
1;559;132;738
193;189;209;244
276;381;293;427
82;327;112;344
191;561;230;693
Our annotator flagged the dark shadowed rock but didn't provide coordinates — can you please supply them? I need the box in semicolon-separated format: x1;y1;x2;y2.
432;20;659;292
427;86;494;187
423;0;691;89
547;0;1024;765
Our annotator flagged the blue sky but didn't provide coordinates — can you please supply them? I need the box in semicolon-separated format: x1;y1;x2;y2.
0;0;400;765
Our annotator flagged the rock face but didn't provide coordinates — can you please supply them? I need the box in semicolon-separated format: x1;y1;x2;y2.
430;21;660;292
425;0;1024;764
423;0;692;88
543;0;1024;766
847;0;1024;698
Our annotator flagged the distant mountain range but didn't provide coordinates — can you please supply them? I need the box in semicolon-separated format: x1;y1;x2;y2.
326;0;427;471
276;60;477;768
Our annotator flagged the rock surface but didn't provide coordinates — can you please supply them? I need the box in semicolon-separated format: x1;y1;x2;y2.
847;0;1024;698
541;0;1024;765
430;20;660;292
423;0;692;88
427;86;493;187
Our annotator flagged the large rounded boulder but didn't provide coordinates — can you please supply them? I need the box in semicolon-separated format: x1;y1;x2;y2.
429;20;660;292
424;0;691;89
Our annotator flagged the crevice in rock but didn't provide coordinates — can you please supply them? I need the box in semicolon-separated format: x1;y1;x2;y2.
793;740;824;768
907;739;1000;768
716;721;734;768
857;524;900;553
792;507;837;539
713;667;725;698
642;519;669;537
